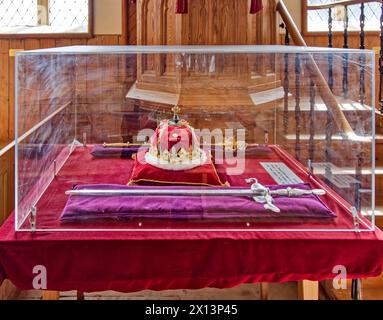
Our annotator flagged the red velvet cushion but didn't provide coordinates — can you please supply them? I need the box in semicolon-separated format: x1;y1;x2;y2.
128;150;228;187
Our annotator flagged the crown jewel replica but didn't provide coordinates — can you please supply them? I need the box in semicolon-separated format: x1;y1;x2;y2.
145;106;208;171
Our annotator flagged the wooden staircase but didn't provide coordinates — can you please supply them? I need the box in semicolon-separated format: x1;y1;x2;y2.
276;95;382;214
275;0;383;233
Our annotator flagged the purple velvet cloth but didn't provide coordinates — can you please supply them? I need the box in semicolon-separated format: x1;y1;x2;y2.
90;145;148;158
60;184;336;222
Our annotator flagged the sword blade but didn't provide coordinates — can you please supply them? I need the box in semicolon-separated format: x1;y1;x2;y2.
65;189;254;197
65;188;325;197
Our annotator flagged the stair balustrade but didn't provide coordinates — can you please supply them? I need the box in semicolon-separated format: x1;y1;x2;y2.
277;0;379;215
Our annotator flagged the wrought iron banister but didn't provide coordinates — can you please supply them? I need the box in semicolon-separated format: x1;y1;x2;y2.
276;0;357;138
380;4;383;111
305;0;383;112
276;1;374;300
306;0;382;10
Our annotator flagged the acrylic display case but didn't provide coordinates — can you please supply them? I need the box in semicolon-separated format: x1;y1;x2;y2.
15;45;376;232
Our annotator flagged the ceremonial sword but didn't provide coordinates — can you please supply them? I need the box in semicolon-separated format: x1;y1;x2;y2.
65;179;326;213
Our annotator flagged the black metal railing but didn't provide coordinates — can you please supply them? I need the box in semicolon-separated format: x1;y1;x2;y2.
306;0;383;112
281;23;290;137
278;0;380;211
326;6;334;183
380;4;383;110
294;53;302;161
277;0;378;301
343;5;349;98
309;77;316;170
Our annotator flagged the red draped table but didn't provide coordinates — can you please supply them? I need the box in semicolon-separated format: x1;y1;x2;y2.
1;213;383;294
1;146;383;296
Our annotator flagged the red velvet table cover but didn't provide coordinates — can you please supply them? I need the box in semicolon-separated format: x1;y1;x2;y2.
1;214;383;292
1;145;383;292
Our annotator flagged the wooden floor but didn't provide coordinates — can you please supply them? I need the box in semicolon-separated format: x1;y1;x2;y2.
323;274;383;300
2;277;383;300
6;283;302;300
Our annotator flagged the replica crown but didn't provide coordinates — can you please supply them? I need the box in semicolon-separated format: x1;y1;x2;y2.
145;105;207;171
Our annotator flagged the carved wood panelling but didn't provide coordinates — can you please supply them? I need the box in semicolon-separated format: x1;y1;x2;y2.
135;0;278;99
187;0;208;45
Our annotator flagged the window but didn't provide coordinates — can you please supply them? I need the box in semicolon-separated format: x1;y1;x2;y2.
304;0;381;33
0;0;93;36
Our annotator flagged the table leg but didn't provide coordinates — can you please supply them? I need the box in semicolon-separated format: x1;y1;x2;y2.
42;290;60;300
260;283;269;300
351;279;363;300
297;280;319;300
77;291;85;300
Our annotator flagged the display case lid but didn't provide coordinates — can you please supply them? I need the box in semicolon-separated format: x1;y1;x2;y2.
18;45;373;55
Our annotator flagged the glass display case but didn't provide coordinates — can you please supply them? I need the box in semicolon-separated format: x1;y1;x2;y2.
14;45;376;232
